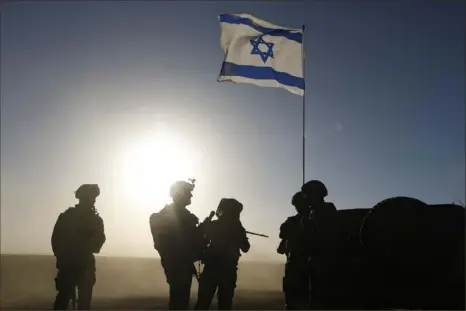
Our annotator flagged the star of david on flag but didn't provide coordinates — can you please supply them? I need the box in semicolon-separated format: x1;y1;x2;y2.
217;13;305;96
250;37;275;63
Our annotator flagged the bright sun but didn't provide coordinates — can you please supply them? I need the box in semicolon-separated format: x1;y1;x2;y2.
120;131;198;209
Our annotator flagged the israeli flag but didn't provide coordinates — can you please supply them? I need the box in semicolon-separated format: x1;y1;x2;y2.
217;14;305;96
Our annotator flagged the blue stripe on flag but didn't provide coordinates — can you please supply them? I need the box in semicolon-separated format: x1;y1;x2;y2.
219;62;305;90
219;14;303;44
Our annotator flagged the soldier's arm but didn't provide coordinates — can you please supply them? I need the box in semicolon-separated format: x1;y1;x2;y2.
279;217;293;240
240;235;250;253
277;239;287;255
90;215;106;254
238;224;250;253
279;222;287;239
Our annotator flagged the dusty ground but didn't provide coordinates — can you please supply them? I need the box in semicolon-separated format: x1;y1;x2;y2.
1;254;285;310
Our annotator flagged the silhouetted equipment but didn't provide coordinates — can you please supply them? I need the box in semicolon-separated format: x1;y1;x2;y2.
205;210;215;222
199;199;269;239
203;209;269;239
360;197;464;309
315;196;465;310
195;210;217;280
322;208;370;309
245;230;269;238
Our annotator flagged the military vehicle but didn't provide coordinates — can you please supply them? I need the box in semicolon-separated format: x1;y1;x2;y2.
316;196;464;310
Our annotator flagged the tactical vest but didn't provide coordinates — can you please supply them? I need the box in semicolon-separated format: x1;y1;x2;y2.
51;206;104;260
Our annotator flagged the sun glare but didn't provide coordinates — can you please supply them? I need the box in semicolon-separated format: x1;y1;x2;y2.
120;131;198;210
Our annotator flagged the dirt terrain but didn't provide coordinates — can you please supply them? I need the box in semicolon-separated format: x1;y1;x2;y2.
1;254;285;310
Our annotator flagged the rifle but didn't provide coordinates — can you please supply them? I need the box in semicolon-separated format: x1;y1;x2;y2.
204;211;215;223
201;210;269;238
246;231;269;238
192;210;215;282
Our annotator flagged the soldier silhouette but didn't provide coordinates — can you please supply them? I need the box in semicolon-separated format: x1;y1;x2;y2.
195;198;250;310
277;191;312;310
301;180;339;309
51;184;106;310
149;180;204;310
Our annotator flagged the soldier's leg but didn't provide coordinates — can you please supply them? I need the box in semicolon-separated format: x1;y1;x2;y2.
217;266;238;310
309;260;326;310
310;279;324;309
54;269;77;310
296;272;311;309
311;256;340;310
194;264;218;310
169;279;192;309
283;264;310;310
283;274;301;310
77;265;96;310
167;265;193;310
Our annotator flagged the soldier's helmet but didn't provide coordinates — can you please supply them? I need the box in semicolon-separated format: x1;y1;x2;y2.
301;180;328;199
216;198;243;218
169;180;195;199
75;184;100;200
291;191;307;207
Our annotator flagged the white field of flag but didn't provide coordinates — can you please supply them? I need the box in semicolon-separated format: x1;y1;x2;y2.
217;13;304;96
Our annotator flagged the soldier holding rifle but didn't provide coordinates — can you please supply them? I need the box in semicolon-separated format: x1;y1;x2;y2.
195;198;268;310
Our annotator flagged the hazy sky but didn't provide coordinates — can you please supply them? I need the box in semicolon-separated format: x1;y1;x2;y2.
1;1;464;259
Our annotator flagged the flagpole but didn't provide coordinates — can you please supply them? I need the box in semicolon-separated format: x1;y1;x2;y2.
301;24;306;186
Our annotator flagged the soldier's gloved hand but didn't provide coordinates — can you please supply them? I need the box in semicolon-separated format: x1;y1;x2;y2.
277;240;287;255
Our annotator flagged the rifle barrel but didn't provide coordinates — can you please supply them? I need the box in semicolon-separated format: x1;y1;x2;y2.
246;230;269;238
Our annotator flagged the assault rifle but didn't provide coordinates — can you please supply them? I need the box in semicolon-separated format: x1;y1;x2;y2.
200;210;269;238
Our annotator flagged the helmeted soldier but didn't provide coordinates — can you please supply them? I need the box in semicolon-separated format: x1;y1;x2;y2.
301;180;339;309
149;180;204;310
51;184;106;310
277;191;312;310
195;198;250;310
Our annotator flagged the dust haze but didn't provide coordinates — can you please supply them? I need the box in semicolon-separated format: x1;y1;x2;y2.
1;254;285;310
